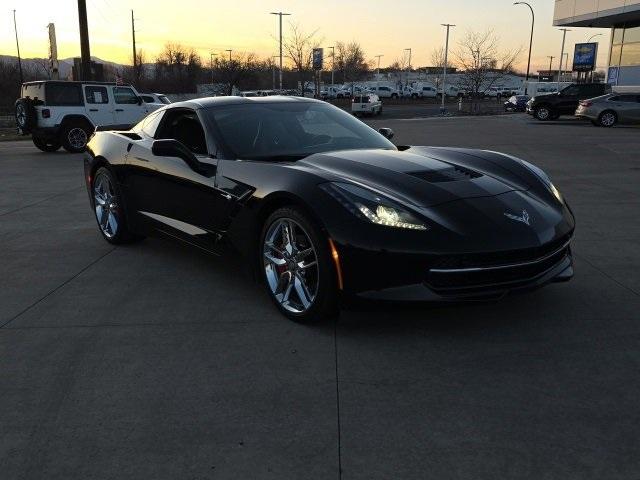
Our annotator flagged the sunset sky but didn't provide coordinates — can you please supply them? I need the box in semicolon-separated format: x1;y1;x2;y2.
1;0;612;73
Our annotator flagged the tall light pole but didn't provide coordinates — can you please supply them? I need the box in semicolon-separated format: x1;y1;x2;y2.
547;55;554;80
328;46;335;85
375;55;383;77
270;11;291;91
131;10;137;75
226;49;233;62
12;10;23;84
77;0;92;80
558;28;571;87
404;48;412;86
514;2;534;94
441;24;455;114
209;52;218;84
587;33;603;43
272;55;279;90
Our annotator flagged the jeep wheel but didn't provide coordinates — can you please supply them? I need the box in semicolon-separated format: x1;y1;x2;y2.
15;99;35;133
32;136;61;152
534;106;552;121
61;122;91;153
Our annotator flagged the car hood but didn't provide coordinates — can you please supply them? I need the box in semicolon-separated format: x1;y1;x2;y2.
294;147;539;208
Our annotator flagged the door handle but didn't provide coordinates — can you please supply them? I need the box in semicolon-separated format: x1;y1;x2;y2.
115;108;124;112
89;108;98;112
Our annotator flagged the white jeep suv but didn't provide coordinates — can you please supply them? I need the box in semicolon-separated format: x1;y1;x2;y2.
15;81;153;152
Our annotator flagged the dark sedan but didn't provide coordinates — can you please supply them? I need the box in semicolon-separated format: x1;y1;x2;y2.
84;96;575;322
504;95;530;112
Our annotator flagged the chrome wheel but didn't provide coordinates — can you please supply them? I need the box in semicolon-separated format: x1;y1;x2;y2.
536;107;550;120
93;172;119;239
16;104;26;127
600;112;616;127
68;127;88;149
263;218;319;314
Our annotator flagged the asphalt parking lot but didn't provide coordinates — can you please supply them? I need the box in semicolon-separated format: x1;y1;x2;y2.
2;114;640;479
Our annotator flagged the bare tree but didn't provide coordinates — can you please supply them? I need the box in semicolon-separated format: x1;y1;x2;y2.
283;22;321;95
214;53;260;95
335;41;370;83
454;29;521;97
430;46;447;68
152;43;203;93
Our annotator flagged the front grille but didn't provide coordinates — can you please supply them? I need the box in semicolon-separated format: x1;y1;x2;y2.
410;166;482;183
426;239;571;294
429;234;572;270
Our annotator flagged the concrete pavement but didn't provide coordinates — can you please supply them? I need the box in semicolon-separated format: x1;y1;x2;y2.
1;115;639;479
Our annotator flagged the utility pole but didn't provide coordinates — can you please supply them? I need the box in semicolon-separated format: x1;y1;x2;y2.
558;28;571;88
375;54;383;88
547;55;554;80
226;49;232;62
514;2;534;94
328;46;335;85
12;10;23;84
77;0;92;80
270;11;291;91
441;24;455;114
131;10;137;79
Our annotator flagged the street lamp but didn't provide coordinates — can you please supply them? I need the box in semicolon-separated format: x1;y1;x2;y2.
441;23;455;114
587;33;603;43
514;2;534;94
270;11;291;91
558;28;571;87
404;48;412;87
328;46;335;85
209;52;218;84
225;49;233;62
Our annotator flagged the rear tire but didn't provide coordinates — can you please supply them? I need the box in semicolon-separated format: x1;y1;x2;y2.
61;121;91;153
259;207;339;323
32;136;61;152
598;110;617;127
91;167;144;245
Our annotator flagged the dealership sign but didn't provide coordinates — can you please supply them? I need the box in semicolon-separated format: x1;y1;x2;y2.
573;43;598;72
313;48;323;70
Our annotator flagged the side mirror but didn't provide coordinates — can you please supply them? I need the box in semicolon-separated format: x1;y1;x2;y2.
151;139;204;174
378;128;394;140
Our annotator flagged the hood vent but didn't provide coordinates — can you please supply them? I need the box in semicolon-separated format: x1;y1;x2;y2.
410;166;483;183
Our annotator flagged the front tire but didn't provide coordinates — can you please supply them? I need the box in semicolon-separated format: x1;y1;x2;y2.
259;207;339;323
91;167;143;245
534;105;552;121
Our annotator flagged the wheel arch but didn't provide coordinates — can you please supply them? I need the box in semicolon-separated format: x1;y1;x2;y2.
60;114;95;130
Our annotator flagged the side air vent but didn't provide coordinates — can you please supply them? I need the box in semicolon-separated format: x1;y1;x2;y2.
410;166;483;183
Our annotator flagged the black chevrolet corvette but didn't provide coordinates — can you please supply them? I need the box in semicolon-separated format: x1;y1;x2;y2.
84;96;574;321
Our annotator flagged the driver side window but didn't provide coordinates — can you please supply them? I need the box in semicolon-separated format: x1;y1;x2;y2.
156;109;208;155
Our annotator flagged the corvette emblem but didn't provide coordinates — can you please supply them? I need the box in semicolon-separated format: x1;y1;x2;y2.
504;209;531;226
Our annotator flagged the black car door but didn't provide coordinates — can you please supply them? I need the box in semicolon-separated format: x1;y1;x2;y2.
125;107;236;250
557;85;580;114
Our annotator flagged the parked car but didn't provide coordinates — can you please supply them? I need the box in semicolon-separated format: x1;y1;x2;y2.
139;93;171;111
321;86;350;99
15;80;153;152
504;95;530;112
437;85;466;98
368;85;400;99
417;85;438;98
84;96;574;322
575;93;640;127
526;83;611;121
351;93;382;116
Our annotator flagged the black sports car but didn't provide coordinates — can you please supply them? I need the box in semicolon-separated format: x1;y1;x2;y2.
84;96;575;322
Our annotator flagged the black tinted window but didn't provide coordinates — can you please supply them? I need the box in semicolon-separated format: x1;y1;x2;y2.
46;83;83;106
141;95;154;103
204;102;394;160
22;84;45;101
85;86;109;104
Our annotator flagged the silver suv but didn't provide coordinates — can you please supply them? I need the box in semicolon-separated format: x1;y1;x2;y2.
15;81;153;152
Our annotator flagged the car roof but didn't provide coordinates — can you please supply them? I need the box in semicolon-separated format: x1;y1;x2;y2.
174;95;325;109
22;80;133;87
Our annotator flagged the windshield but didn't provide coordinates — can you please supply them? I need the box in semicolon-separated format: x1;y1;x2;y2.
203;101;395;160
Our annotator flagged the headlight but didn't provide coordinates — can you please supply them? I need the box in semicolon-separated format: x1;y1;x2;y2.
519;159;563;204
320;182;428;231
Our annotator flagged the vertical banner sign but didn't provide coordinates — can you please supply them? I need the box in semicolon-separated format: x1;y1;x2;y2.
607;66;619;85
572;43;598;72
313;48;324;71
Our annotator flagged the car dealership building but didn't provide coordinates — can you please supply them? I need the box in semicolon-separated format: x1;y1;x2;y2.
554;0;640;86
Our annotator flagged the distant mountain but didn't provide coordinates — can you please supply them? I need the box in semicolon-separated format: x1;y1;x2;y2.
0;55;132;79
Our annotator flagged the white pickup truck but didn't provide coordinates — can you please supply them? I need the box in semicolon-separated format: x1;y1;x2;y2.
15;80;155;152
